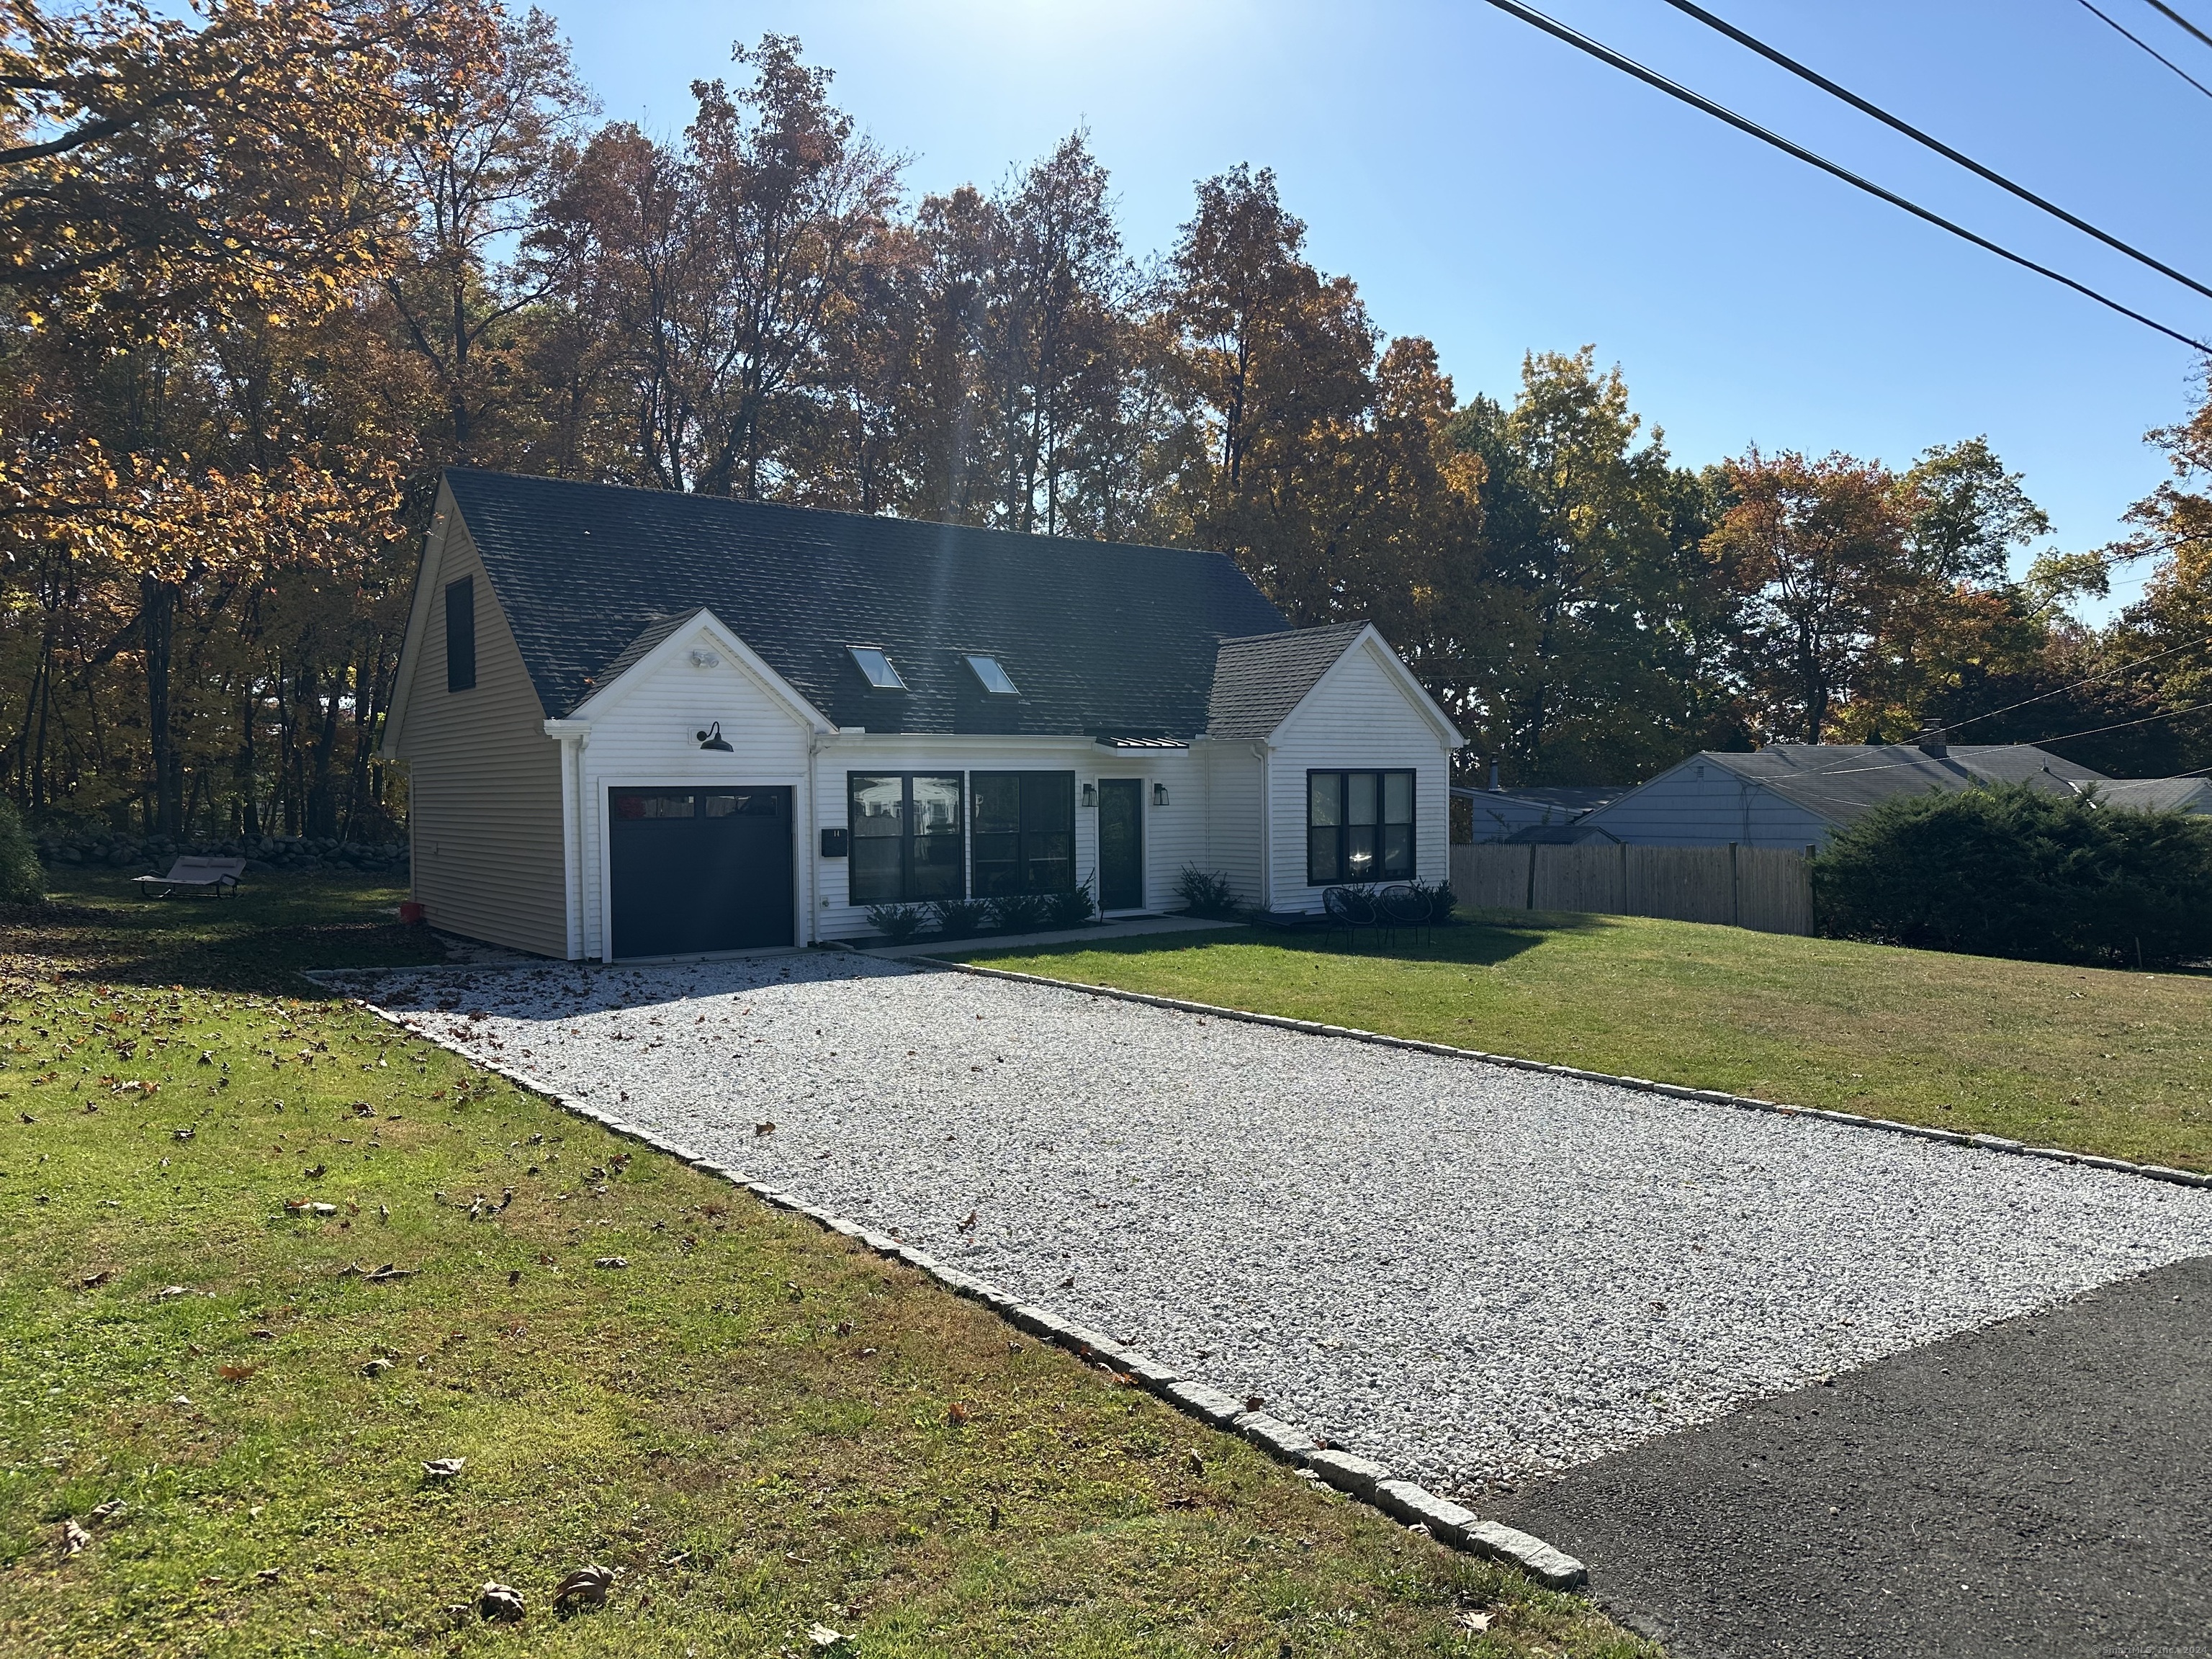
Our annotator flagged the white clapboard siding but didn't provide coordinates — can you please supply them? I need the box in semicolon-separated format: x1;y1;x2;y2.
571;621;815;959
1578;758;1830;848
1264;639;1455;912
1201;740;1267;912
392;519;567;956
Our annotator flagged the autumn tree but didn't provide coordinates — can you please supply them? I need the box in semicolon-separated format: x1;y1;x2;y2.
1445;349;1735;783
1709;449;1914;745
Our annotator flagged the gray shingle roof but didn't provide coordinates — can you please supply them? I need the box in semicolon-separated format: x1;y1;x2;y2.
1205;621;1372;739
2089;776;2212;813
1707;742;2107;825
443;469;1288;734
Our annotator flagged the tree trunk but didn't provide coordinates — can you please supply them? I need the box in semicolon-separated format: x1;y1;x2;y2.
141;574;184;836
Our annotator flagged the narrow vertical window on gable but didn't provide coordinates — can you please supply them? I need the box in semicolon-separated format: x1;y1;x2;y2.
445;576;477;693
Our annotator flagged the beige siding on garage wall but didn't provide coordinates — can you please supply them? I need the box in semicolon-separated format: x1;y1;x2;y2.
1265;640;1454;912
391;520;567;956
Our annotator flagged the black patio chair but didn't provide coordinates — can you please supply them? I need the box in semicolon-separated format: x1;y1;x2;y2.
1323;885;1380;949
1378;881;1434;947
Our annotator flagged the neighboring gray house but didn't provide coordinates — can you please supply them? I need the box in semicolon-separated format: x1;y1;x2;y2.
2087;776;2212;815
1453;785;1627;843
1568;743;2109;850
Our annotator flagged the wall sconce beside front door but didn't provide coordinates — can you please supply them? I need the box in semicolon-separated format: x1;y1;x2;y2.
1151;781;1169;807
1081;781;1097;808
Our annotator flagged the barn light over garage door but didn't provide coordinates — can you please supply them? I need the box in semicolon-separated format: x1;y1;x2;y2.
608;787;793;958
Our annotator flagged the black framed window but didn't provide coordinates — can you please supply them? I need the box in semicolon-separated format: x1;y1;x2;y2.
445;576;476;692
1307;770;1414;884
848;773;963;904
971;771;1075;896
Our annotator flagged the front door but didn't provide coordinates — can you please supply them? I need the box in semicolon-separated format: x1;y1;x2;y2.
1098;778;1143;911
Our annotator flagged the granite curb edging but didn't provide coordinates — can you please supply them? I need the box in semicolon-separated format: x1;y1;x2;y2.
916;957;2212;1195
317;976;1589;1593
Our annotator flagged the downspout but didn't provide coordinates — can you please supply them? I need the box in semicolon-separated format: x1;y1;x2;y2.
1254;740;1273;909
806;729;827;945
544;717;591;960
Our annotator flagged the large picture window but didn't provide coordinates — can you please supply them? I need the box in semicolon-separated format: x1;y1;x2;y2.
848;773;964;904
1307;770;1414;885
971;771;1075;896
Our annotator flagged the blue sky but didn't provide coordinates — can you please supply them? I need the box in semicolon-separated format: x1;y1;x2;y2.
539;0;2212;616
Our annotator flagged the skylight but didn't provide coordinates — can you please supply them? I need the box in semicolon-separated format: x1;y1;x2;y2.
963;653;1020;696
847;646;907;691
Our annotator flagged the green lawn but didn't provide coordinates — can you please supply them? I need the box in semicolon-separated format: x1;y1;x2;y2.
959;912;2212;1173
0;873;1650;1659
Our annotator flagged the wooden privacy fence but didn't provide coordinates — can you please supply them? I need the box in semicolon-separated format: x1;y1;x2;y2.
1449;842;1815;935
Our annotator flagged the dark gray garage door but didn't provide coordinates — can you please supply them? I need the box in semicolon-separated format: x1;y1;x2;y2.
608;787;793;958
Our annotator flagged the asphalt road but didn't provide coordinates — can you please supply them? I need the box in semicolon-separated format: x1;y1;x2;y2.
1492;1253;2212;1657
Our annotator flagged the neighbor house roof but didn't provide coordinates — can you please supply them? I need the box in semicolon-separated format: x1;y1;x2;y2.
1204;621;1372;739
1701;742;2107;826
441;469;1289;735
2085;775;2212;813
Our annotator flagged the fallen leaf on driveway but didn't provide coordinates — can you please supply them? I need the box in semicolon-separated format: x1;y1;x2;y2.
754;1121;775;1136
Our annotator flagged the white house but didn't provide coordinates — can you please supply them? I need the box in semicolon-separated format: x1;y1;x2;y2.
1566;742;2110;850
379;469;1464;960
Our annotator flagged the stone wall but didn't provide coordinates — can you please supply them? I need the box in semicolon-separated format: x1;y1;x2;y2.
35;827;410;878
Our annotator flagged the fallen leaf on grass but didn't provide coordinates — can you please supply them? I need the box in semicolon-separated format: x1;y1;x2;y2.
87;1500;122;1521
421;1457;466;1481
1457;1609;1495;1632
172;1128;193;1143
553;1563;613;1614
808;1625;850;1651
361;1357;393;1377
255;1567;281;1585
58;1519;90;1557
217;1364;258;1384
945;1402;971;1426
477;1582;524;1623
593;1256;627;1270
155;1285;188;1300
79;1269;111;1290
366;1264;414;1282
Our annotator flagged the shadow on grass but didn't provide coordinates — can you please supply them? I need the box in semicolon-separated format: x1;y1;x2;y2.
956;907;1620;973
0;871;441;994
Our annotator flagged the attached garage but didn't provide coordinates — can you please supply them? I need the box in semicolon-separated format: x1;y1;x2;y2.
607;787;793;958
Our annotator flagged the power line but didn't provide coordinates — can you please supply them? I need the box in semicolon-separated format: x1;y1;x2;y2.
1911;626;2212;741
1473;0;2212;352
1658;0;2212;304
2144;0;2212;53
2075;0;2212;100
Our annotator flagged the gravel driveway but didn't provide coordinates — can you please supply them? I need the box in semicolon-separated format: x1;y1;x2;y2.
364;954;2212;1497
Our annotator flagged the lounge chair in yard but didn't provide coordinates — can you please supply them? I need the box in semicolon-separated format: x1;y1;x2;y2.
132;856;247;899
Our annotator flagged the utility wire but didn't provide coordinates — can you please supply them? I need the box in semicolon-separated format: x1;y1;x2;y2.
1658;0;2212;303
2144;0;2212;53
1473;0;2212;352
1910;626;2212;741
2074;0;2212;100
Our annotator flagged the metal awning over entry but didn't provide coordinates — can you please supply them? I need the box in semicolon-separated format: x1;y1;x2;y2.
608;787;793;958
